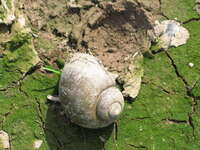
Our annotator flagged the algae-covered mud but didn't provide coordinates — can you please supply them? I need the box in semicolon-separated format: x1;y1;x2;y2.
0;0;200;149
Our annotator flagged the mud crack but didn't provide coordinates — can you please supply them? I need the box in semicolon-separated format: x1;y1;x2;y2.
0;103;19;129
165;51;199;99
18;63;42;96
158;0;162;6
0;63;41;94
35;99;63;149
35;98;45;128
165;51;200;99
0;111;12;129
165;51;199;137
150;48;200;100
182;17;200;24
188;113;195;137
0;84;15;92
162;118;187;124
162;115;195;136
142;80;174;95
191;97;197;113
131;117;151;120
128;144;148;149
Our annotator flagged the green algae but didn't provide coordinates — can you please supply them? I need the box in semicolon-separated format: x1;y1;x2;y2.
0;72;58;150
0;32;40;89
161;0;199;22
143;52;186;94
105;52;193;149
3;32;39;72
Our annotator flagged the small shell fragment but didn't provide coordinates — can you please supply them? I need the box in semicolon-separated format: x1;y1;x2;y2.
152;20;190;49
0;130;10;149
34;140;43;149
121;52;144;99
188;63;194;68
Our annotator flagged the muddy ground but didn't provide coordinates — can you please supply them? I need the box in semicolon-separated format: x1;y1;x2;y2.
22;0;158;72
0;0;200;150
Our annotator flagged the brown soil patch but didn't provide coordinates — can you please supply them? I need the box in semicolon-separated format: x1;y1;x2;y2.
18;0;159;72
70;0;155;72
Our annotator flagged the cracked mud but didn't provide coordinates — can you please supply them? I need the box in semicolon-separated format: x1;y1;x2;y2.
0;0;200;150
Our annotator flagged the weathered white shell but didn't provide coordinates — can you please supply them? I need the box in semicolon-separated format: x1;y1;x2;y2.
153;20;190;49
33;140;43;149
0;130;10;149
59;53;124;128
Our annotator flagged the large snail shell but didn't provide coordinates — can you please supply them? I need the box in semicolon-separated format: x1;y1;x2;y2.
59;53;124;128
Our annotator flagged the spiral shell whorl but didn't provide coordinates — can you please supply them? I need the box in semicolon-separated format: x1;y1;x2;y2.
96;87;124;122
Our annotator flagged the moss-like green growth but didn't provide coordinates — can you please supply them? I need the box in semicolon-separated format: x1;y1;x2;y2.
161;0;199;22
21;73;59;98
0;71;115;150
4;32;31;51
105;84;194;149
0;72;58;150
5;32;39;72
143;52;186;94
0;32;39;88
105;50;194;149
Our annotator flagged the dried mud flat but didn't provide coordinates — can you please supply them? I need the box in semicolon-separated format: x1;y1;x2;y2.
70;0;155;72
0;0;200;150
